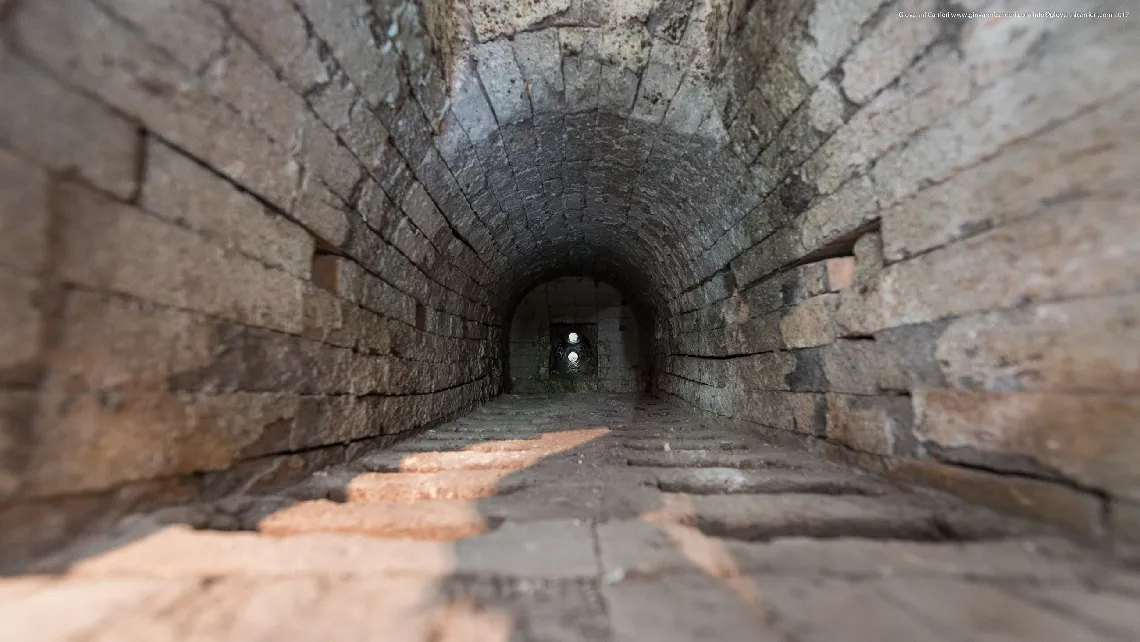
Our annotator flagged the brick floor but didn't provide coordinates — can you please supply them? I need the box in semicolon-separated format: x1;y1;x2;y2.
5;394;1139;641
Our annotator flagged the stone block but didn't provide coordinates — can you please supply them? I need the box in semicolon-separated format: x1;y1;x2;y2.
472;39;531;126
826;393;916;456
14;0;299;210
631;40;691;124
400;182;448;240
881;88;1139;262
937;294;1140;394
0;390;34;499
825;257;856;291
202;34;308;150
959;0;1069;89
24;390;302;496
728;351;797;391
799;175;879;256
727;87;781;161
312;255;416;327
559;28;603;113
841;0;939;103
291;178;351;248
836;196;1140;335
598;63;640;117
58;183;306;334
662;75;715;135
817;340;884;395
874;17;1140;207
298;116;362;202
916;390;1140;501
468;0;570;41
224;0;328;92
45;289;216;394
102;0;227;71
1109;498;1140;559
513;30;565;114
0;50;138;200
293;0;401;107
779;293;838;348
809;43;969;195
734;390;822;434
885;458;1106;542
757;55;811;122
0;149;49;273
754;87;842;187
853;232;883;282
142;139;313;278
0;270;40;381
797;0;887;84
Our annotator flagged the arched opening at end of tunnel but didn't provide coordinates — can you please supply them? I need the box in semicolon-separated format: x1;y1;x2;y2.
504;277;654;394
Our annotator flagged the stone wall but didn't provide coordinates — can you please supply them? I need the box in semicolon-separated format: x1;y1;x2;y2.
654;0;1140;553
0;0;500;560
1;0;1137;560
509;277;646;393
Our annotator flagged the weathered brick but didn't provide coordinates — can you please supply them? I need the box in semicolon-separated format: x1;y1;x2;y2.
881;88;1139;261
45;290;214;392
779;293;838;349
0;391;35;498
841;0;939;104
58;183;306;334
826;393;915;456
837;196;1140;335
936;295;1140;394
873;16;1140;207
0;51;138;200
14;0;300;209
142;140;314;278
472;39;531;126
513;30;565;114
631;40;691;124
0;148;49;273
916;390;1140;500
223;0;328;92
293;0;401;107
100;0;227;72
0;268;42;379
24;390;302;496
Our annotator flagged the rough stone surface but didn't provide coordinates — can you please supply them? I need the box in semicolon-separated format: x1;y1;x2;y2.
7;395;1136;640
2;0;1139;632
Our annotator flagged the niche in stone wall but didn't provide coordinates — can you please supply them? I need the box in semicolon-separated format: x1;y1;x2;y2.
508;277;646;393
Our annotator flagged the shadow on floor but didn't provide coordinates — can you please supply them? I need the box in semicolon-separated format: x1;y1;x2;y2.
3;393;1138;641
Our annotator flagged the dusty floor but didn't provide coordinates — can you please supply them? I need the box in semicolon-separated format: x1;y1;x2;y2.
3;394;1139;641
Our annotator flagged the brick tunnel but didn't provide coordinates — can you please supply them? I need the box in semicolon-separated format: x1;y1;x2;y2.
1;0;1138;638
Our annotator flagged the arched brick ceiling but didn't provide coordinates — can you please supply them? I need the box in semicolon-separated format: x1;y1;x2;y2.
425;0;765;320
